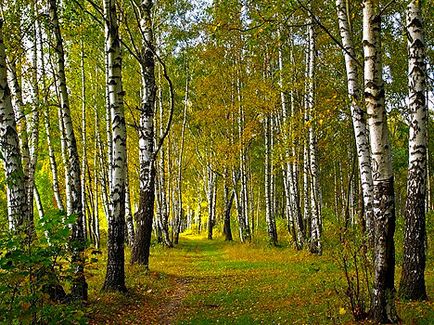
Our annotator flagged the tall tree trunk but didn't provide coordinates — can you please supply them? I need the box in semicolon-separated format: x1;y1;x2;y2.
399;0;428;301
223;168;234;241
303;117;311;239
80;40;87;240
279;29;304;249
305;19;321;254
105;49;113;212
25;8;40;224
93;99;101;249
125;164;135;246
6;58;31;228
34;186;44;218
0;20;29;230
131;0;157;268
336;0;374;241
207;164;216;240
174;69;189;244
38;18;64;211
362;0;397;322
236;75;251;242
157;67;172;247
102;0;127;292
264;115;277;245
48;0;87;300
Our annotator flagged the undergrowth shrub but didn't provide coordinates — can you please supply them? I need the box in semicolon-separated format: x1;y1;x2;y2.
334;226;373;322
0;211;87;324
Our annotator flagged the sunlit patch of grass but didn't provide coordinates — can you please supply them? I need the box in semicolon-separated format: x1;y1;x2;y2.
87;233;433;324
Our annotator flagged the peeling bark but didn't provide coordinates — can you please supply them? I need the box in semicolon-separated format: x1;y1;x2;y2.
102;0;127;292
131;0;157;268
399;0;428;301
362;0;397;322
0;20;29;230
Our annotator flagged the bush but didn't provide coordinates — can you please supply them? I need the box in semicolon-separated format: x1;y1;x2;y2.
0;211;87;324
334;227;372;322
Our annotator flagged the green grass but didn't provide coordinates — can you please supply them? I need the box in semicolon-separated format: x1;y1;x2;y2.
87;233;433;324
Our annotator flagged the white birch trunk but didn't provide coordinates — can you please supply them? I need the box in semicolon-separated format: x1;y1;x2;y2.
80;41;87;240
0;20;29;230
362;0;397;322
264;115;277;245
131;0;157;268
125;163;135;246
38;17;64;211
48;0;87;300
27;8;40;222
102;0;127;292
336;0;373;239
399;0;428;301
306;21;321;254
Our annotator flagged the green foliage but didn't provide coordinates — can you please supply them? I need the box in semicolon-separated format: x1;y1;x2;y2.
0;211;87;324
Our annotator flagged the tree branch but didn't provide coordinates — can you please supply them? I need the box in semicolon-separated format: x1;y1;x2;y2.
297;0;363;69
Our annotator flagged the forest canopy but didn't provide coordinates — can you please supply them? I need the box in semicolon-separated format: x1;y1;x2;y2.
0;0;432;324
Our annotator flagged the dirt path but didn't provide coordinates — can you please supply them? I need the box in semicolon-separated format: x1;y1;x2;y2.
156;277;191;324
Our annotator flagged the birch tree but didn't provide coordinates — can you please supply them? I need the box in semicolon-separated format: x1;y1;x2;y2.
362;0;397;322
264;115;277;245
0;19;29;230
38;17;64;211
48;0;87;300
336;0;374;241
131;0;157;268
102;0;127;292
399;0;428;301
306;19;321;255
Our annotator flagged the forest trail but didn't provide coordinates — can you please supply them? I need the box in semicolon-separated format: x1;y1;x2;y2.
89;235;434;324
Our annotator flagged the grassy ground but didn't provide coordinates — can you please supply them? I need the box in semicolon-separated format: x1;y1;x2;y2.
87;231;433;324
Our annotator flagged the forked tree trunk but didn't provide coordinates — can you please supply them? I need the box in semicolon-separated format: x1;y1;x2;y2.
48;0;87;300
279;28;304;249
362;0;397;322
38;18;64;211
102;0;127;293
399;0;428;301
336;0;374;241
